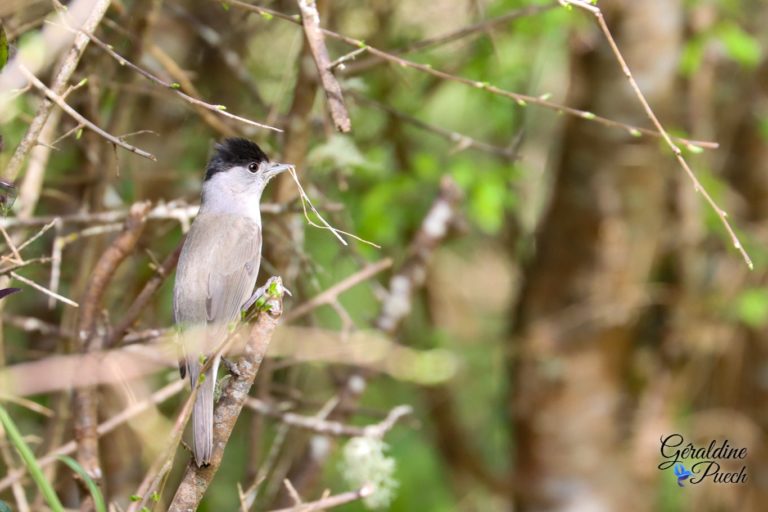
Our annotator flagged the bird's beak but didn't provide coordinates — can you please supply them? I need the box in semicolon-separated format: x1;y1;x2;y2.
264;162;292;179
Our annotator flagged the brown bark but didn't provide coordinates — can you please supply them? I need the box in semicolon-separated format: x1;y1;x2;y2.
509;1;682;509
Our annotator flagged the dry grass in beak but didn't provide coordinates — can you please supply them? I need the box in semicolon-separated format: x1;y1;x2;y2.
288;166;380;249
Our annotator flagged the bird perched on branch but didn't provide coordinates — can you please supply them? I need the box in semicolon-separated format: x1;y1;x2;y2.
173;138;289;466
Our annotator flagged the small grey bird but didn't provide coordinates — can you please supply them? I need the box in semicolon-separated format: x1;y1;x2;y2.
173;138;289;466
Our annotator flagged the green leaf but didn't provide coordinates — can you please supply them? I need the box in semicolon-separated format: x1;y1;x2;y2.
0;406;64;512
57;455;107;512
734;288;768;328
718;22;762;69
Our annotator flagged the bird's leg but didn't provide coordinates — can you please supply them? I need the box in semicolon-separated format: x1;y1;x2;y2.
242;276;288;317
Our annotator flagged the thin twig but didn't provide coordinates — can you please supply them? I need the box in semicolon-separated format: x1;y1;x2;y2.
19;65;157;161
266;485;373;512
2;0;112;182
168;287;285;512
67;27;282;133
561;0;751;269
285;258;392;322
247;400;412;438
224;0;719;150
9;271;78;307
296;0;351;132
105;244;182;348
0;201;290;228
352;93;518;159
0;380;186;493
126;386;199;512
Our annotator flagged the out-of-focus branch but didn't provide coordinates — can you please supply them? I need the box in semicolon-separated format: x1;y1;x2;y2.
105;243;182;348
19;65;157;161
335;3;555;73
377;177;462;333
126;383;199;512
273;178;462;506
0;380;185;493
248;400;412;437
267;485;374;512
351;93;518;160
168;287;284;512
0;200;320;229
296;0;351;132
2;0;112;182
284;258;392;322
72;202;150;493
73;28;281;133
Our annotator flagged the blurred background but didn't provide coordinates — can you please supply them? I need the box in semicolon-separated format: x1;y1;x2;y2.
0;0;766;510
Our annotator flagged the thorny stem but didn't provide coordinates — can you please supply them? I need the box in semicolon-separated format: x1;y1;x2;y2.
223;0;719;151
560;0;752;268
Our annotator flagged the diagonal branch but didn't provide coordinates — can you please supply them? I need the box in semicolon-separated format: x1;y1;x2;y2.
560;0;752;268
168;286;285;511
72;202;151;492
19;65;156;161
296;0;351;132
2;0;112;182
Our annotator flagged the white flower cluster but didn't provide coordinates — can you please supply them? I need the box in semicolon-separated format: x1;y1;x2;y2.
340;436;398;509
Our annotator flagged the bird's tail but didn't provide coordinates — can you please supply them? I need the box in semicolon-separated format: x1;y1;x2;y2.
191;365;216;466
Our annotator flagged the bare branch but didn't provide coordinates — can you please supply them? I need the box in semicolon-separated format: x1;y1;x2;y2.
168;287;285;511
224;0;719;151
284;258;392;322
296;0;351;132
9;271;78;307
19;65;157;161
561;0;751;268
72;202;151;486
0;380;186;493
247;400;412;438
2;0;112;182
267;485;374;512
72;28;282;133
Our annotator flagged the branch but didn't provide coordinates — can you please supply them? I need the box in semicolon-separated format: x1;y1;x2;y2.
105;243;182;348
19;65;156;161
0;201;292;228
168;285;285;511
333;4;555;73
267;485;374;512
0;380;185;493
72;202;150;488
247;400;412;437
72;27;282;133
284;258;392;322
2;0;112;182
561;0;752;268
376;177;462;333
224;0;718;151
296;0;351;132
351;93;518;159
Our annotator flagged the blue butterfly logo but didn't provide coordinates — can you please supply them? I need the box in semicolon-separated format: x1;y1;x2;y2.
674;463;692;487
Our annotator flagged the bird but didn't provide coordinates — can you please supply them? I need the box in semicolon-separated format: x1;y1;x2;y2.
173;138;290;466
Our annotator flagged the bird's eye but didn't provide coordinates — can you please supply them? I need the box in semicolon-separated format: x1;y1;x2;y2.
248;162;259;173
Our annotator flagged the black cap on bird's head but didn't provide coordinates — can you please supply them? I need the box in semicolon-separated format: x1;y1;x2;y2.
205;138;270;181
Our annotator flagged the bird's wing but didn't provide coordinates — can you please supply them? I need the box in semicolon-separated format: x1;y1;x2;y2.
174;213;261;355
